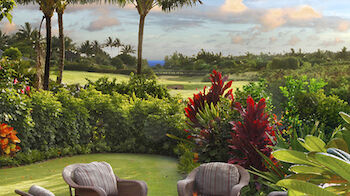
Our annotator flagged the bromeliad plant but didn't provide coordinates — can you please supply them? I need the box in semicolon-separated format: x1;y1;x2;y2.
0;123;21;156
184;70;234;162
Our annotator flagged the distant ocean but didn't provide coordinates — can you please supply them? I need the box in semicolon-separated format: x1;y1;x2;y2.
148;60;165;67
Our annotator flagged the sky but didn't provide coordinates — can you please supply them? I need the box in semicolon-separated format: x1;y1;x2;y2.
1;0;350;60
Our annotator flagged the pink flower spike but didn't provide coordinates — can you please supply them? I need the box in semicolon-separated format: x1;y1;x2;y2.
14;78;19;84
25;86;30;93
20;89;25;94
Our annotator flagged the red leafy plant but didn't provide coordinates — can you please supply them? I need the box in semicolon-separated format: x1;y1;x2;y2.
0;123;21;156
185;70;233;130
184;70;234;162
228;96;277;171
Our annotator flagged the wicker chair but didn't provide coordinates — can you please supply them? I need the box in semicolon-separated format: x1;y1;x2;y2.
15;185;55;196
62;162;148;196
177;162;250;196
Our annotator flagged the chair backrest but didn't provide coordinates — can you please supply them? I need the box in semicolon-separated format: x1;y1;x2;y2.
28;185;55;196
195;162;240;195
63;162;118;196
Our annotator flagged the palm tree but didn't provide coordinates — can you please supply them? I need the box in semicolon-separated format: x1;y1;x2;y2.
103;0;202;74
16;22;34;41
80;40;93;57
104;36;122;56
56;0;68;84
121;44;135;55
33;16;45;90
17;0;58;90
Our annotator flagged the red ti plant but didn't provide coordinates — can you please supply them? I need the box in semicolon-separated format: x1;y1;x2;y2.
228;96;276;171
184;70;234;162
185;70;233;130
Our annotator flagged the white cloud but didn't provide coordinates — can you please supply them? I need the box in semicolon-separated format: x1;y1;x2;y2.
86;9;120;31
220;0;247;13
288;35;301;46
337;21;349;32
231;35;244;44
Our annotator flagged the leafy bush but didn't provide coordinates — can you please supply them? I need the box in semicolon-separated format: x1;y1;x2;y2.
2;47;22;61
268;57;300;70
87;73;169;99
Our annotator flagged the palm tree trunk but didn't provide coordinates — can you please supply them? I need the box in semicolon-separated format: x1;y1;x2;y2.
35;16;45;90
137;14;146;75
57;11;65;84
43;15;52;90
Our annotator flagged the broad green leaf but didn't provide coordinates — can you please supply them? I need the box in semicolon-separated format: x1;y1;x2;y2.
324;184;349;195
289;165;327;175
326;138;349;153
340;112;350;124
272;150;318;166
286;173;331;184
277;179;337;196
314;152;350;182
298;135;326;152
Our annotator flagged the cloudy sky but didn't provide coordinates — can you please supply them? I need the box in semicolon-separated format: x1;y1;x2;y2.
1;0;350;60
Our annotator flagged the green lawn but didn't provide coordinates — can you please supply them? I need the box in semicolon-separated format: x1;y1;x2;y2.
0;154;181;196
51;71;250;98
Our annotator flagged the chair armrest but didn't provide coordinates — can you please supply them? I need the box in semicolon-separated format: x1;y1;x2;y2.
14;190;33;196
177;179;195;196
117;179;148;196
231;165;250;196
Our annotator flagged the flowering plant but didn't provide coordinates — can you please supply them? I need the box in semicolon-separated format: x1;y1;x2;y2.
0;123;21;156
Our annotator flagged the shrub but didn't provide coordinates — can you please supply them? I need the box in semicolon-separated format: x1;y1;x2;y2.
2;47;22;61
111;56;125;69
29;90;62;151
268;57;300;70
87;73;169;99
0;89;33;151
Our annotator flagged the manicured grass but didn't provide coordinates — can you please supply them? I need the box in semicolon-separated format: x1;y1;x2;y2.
0;154;181;196
51;71;250;98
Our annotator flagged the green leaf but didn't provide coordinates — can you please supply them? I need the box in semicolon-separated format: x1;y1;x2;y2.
340;112;350;124
314;152;350;182
272;150;318;166
326;138;349;153
289;165;327;175
298;135;326;152
277;179;337;196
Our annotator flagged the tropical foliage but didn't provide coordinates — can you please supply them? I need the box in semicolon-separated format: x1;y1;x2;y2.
0;123;21;156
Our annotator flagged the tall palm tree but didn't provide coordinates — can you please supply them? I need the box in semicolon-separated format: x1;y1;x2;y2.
112;37;122;55
121;44;135;55
56;0;68;84
102;0;202;74
33;16;45;90
17;0;58;90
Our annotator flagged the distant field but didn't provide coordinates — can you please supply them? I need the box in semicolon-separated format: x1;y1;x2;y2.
51;71;250;98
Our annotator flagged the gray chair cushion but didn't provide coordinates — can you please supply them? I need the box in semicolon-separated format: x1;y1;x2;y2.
195;162;239;196
28;185;55;196
73;161;118;196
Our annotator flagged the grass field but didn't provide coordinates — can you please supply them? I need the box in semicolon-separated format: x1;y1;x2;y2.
51;71;250;98
0;154;181;196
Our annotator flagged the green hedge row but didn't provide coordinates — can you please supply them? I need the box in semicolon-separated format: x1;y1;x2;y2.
0;88;185;167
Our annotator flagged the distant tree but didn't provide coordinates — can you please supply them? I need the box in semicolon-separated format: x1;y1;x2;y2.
16;22;35;41
0;0;15;22
104;36;122;56
103;0;202;74
80;40;93;57
121;44;136;55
